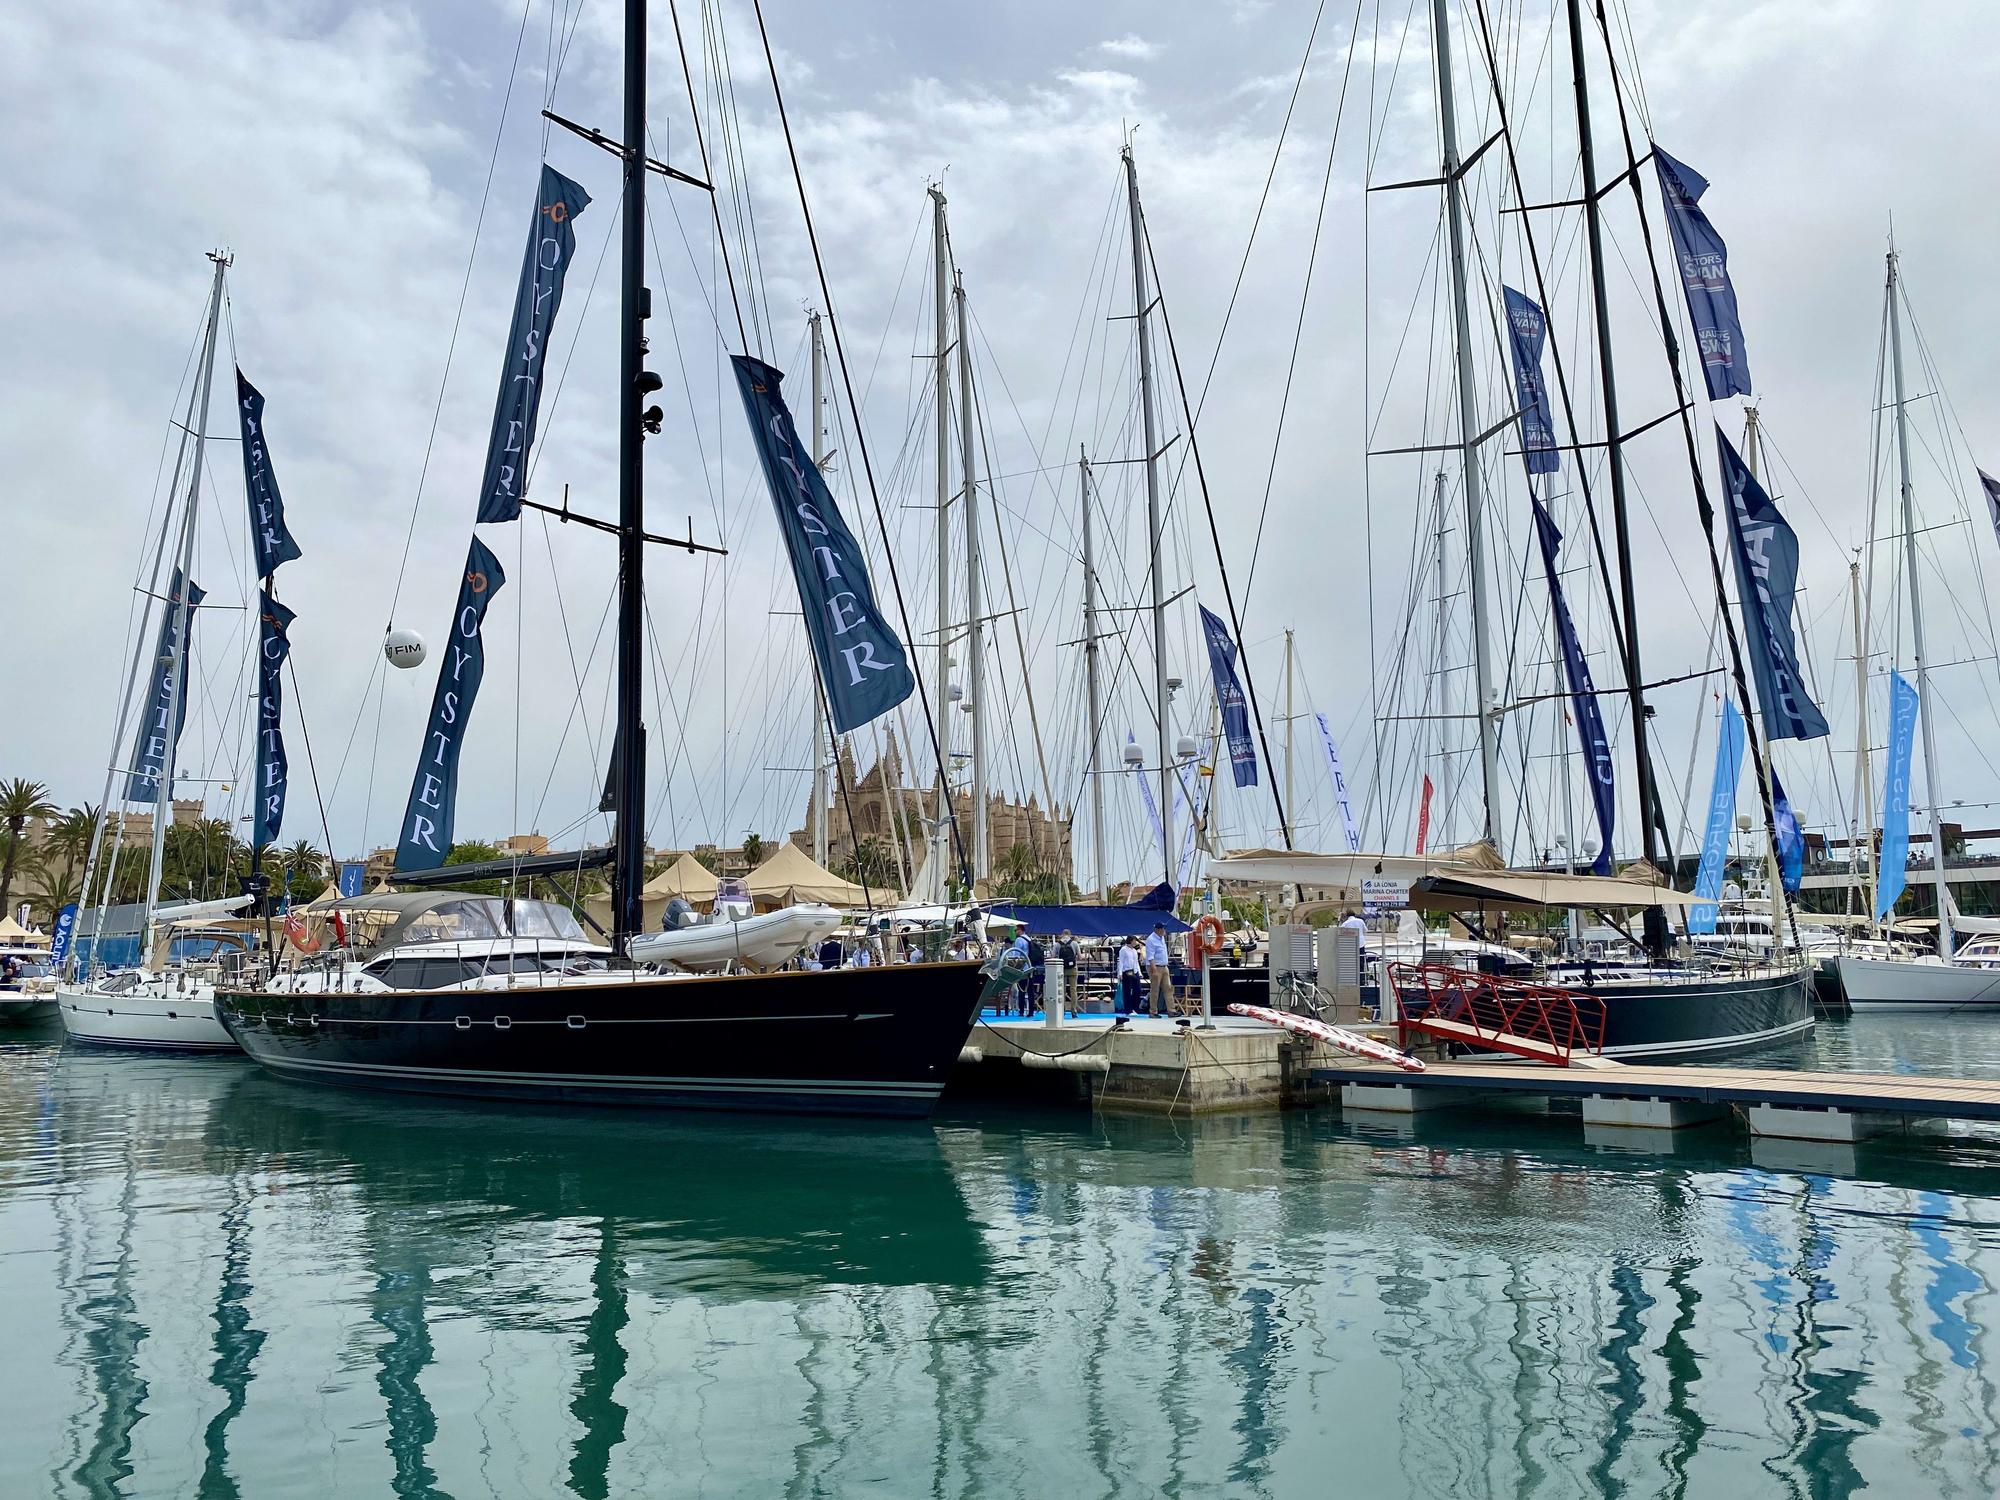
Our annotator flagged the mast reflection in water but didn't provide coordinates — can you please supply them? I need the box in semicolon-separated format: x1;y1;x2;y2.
2;1021;1999;1497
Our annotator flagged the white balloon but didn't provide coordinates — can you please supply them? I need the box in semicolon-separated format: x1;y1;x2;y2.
384;628;427;670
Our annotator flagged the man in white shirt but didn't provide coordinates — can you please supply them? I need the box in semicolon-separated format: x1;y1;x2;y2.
1144;923;1172;1016
1115;936;1144;1014
1339;909;1368;957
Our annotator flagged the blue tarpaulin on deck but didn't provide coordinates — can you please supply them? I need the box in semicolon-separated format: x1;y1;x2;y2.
987;882;1190;938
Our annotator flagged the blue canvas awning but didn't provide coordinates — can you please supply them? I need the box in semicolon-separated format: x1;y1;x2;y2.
987;882;1190;938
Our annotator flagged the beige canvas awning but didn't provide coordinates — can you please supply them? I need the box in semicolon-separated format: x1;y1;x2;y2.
1411;868;1698;914
0;914;49;946
743;843;878;908
645;851;721;902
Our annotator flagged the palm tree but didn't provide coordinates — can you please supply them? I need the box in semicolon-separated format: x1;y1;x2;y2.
279;839;327;904
842;836;893;890
26;848;81;925
0;778;57;914
741;833;766;868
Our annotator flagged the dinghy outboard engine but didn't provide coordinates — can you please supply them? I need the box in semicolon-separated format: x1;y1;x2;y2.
976;949;1031;1013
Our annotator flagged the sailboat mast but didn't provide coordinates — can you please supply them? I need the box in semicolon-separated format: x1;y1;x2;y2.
1886;247;1953;956
611;0;649;955
1428;0;1501;845
1122;142;1173;887
1849;560;1877;921
954;271;988;882
143;251;229;958
808;310;830;868
1080;452;1107;901
1282;630;1295;836
1565;0;1664;933
928;186;953;889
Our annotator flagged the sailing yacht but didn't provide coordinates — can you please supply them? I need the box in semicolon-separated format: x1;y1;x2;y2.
215;0;1008;1116
1827;247;2000;1013
56;253;272;1052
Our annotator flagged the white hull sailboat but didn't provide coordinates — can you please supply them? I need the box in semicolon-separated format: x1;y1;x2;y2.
56;974;234;1051
1833;954;2000;1012
58;250;286;1055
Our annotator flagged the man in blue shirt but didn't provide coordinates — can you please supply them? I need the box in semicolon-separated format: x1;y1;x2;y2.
1144;922;1172;1016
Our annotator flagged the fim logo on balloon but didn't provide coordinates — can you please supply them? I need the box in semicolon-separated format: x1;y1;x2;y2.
384;627;427;670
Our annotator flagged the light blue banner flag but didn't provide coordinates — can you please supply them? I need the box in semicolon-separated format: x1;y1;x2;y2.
1688;700;1745;934
733;354;915;734
1127;730;1168;883
125;568;204;803
1654;145;1752;400
1877;670;1919;921
1717;427;1829;742
1174;736;1216;889
1501;286;1561;476
1314;713;1361;853
396;536;507;872
1772;770;1805;894
477;165;592;524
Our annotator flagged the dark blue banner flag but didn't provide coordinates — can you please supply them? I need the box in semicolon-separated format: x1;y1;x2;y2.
1771;770;1805;894
1654;146;1752;401
49;903;77;968
396;536;507;871
338;861;366;898
1501;286;1560;476
252;588;294;849
1530;497;1616;872
235;369;302;576
125;568;204;803
731;354;914;733
1198;604;1259;788
476;165;592;524
1717;427;1828;741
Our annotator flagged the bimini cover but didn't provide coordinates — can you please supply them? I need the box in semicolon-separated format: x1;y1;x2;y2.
987;881;1191;938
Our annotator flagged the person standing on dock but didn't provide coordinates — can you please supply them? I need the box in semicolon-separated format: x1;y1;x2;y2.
1056;929;1079;1010
1145;923;1172;1016
1116;936;1144;1014
1023;933;1046;1016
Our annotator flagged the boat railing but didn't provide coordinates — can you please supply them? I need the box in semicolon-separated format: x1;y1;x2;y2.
1389;962;1606;1066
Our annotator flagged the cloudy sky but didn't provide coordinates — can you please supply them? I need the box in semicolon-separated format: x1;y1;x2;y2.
5;0;1998;881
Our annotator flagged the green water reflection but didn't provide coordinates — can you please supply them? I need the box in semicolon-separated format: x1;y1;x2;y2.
2;1016;1998;1498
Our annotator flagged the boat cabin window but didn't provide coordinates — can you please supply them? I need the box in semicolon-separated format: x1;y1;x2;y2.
364;956;483;990
400;900;506;944
508;901;588;941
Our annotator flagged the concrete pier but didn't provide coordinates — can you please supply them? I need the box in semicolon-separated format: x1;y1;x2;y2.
958;1014;1407;1115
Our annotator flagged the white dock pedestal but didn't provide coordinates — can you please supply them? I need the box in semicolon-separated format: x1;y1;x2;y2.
1044;959;1066;1027
1582;1095;1727;1131
1746;1104;1946;1143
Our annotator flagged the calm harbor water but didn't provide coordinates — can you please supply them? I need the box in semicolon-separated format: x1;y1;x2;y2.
3;1015;1998;1499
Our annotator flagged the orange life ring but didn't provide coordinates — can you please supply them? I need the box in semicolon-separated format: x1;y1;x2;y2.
1188;914;1226;969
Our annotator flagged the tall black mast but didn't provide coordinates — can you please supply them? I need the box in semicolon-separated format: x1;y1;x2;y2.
1566;0;1667;954
613;0;649;955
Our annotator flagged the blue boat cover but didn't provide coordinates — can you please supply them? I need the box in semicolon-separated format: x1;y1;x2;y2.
987;882;1191;937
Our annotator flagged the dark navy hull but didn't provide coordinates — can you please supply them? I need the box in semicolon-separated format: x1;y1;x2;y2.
1584;966;1814;1061
216;961;987;1118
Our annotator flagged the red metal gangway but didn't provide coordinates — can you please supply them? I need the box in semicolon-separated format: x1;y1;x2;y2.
1389;962;1607;1067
